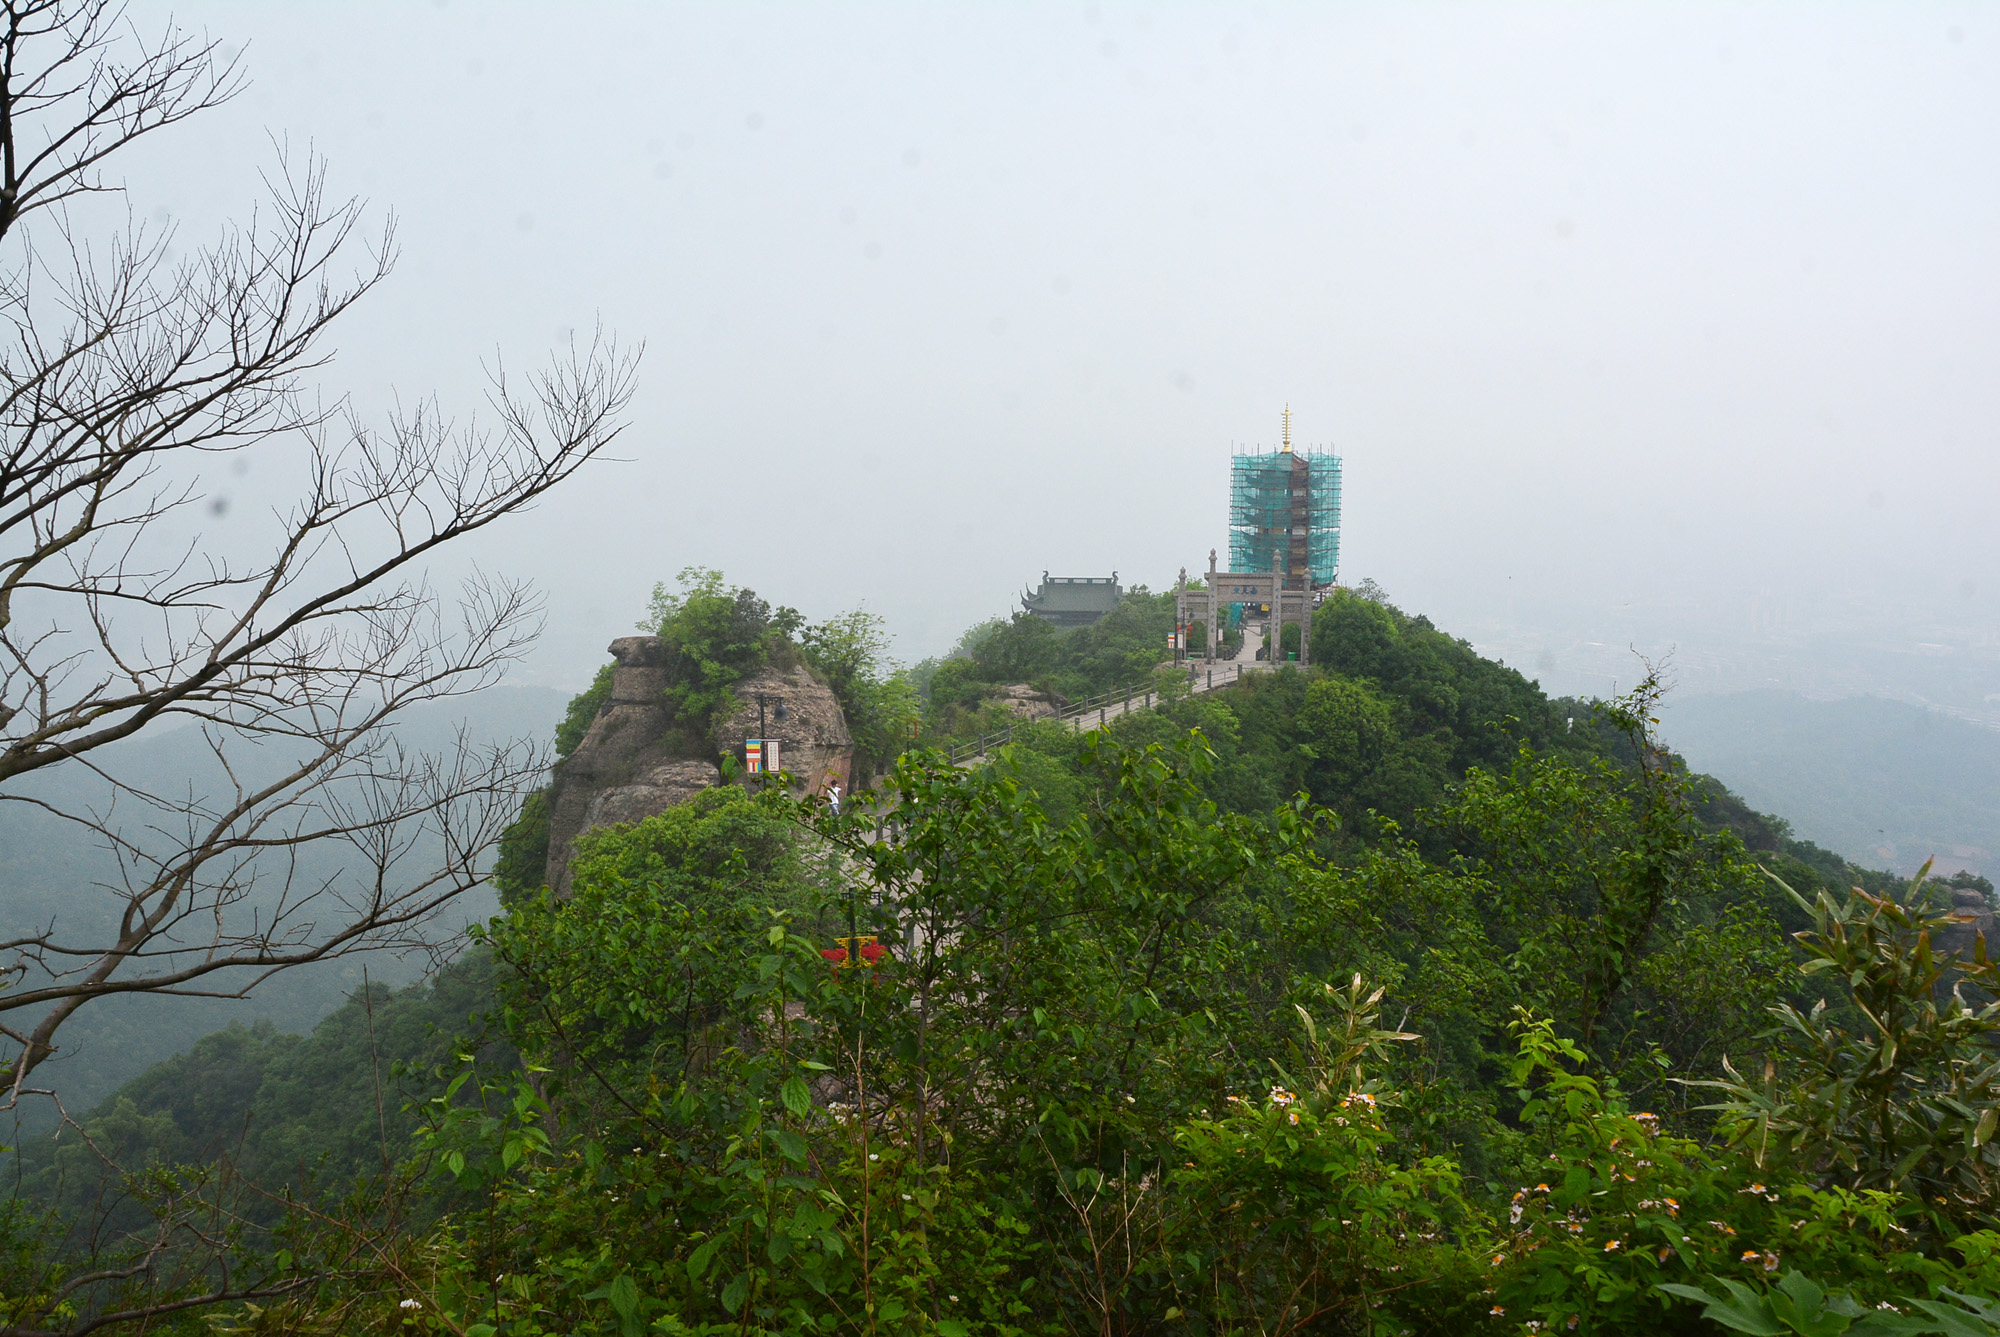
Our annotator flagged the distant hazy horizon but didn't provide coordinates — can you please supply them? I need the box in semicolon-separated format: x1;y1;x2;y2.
104;2;2000;723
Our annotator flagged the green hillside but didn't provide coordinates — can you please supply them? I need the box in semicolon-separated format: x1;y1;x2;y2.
1662;689;2000;878
14;581;1996;1335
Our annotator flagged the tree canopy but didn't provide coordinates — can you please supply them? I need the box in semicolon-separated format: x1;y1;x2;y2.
17;589;1999;1333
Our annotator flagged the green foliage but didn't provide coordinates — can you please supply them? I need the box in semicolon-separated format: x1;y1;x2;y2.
920;655;986;713
403;764;1069;1332
1659;1272;2000;1336
567;784;808;917
988;743;1086;828
1311;587;1583;776
557;662;618;760
236;722;1987;1335
0;1197;71;1335
644;567;804;729
1040;590;1175;693
6;949;510;1245
1087;670;1789;1120
1488;1016;2000;1334
330;735;1326;1334
1445;676;1787;1104
486;786;815;1130
1279;836;1504;1146
798;607;921;776
963;610;1062;685
492;789;553;907
1295;670;1451;826
0;1150;307;1336
1696;866;2000;1234
1148;979;1478;1332
915;591;1177;737
33;587;1996;1337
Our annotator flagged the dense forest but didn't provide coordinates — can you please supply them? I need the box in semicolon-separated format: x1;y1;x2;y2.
8;574;1997;1336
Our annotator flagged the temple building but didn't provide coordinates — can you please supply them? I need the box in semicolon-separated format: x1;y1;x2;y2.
1020;572;1122;627
1173;405;1343;667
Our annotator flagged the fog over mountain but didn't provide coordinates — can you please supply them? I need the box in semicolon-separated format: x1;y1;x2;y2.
1660;691;2000;880
0;688;572;1124
108;2;1999;702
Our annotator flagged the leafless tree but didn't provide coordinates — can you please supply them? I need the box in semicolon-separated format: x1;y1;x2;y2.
0;0;639;1116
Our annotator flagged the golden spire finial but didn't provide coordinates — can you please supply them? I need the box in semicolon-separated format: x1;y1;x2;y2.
1281;403;1293;452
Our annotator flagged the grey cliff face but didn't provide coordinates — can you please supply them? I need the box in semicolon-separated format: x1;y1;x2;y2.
707;663;854;800
541;637;852;897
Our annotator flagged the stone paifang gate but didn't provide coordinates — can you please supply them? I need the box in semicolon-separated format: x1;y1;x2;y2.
1174;547;1315;668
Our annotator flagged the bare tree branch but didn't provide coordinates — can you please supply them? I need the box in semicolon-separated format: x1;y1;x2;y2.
0;12;641;1330
0;3;640;1109
0;0;247;244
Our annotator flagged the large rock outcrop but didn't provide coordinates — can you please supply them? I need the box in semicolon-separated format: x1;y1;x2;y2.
543;637;713;896
708;664;854;800
542;636;853;896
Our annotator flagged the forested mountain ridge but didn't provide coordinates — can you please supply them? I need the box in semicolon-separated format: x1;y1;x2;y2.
1662;689;2000;878
13;577;1997;1336
920;584;1893;889
19;581;1925;1183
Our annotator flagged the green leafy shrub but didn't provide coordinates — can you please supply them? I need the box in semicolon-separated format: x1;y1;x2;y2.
644;567;805;730
1149;978;1480;1335
798;608;921;777
1697;865;2000;1235
1489;1015;2000;1334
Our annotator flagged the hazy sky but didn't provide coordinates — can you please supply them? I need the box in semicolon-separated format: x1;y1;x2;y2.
117;2;2000;700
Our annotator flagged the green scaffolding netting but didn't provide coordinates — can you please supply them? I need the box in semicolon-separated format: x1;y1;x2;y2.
1227;449;1341;587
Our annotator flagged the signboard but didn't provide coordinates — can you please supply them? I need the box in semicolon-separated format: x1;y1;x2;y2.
744;739;764;774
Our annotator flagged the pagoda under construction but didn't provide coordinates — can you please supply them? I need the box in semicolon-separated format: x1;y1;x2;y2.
1228;404;1341;591
1173;406;1343;669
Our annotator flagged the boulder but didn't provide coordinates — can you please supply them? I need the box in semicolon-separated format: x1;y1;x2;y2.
993;683;1060;722
583;757;721;829
542;641;856;897
1940;885;1997;961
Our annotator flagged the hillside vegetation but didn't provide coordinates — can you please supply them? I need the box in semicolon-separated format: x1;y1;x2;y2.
7;581;1998;1337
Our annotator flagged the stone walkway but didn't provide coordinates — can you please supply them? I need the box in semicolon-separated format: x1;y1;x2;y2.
950;657;1268;767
